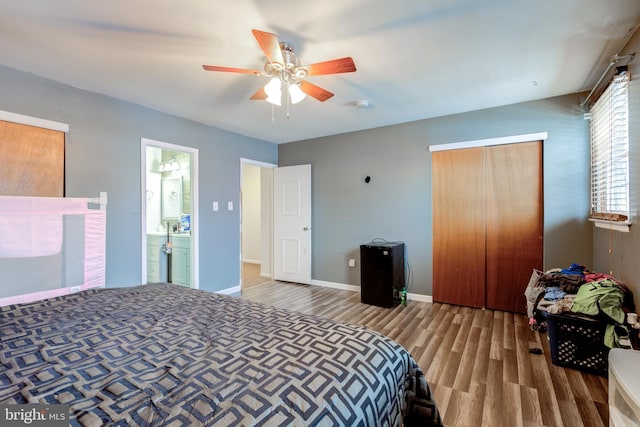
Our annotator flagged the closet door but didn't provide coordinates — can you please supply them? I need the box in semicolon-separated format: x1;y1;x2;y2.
485;141;543;312
0;120;64;196
432;147;485;308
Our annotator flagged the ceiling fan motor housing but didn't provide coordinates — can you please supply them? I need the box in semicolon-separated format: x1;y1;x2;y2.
263;42;307;82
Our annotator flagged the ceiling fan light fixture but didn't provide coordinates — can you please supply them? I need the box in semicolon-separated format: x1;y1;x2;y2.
264;77;281;96
288;83;306;104
265;93;282;106
264;77;282;105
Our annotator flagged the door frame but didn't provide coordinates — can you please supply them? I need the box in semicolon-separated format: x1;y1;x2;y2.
240;158;276;288
141;138;199;288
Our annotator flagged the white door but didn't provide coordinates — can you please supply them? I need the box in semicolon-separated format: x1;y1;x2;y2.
273;164;312;284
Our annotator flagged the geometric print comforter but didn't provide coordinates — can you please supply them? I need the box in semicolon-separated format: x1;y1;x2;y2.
0;284;441;426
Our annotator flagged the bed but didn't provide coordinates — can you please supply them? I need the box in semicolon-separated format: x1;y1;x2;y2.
0;193;441;425
1;283;441;426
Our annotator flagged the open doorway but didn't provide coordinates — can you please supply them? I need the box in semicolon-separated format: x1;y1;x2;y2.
141;138;199;288
240;158;276;290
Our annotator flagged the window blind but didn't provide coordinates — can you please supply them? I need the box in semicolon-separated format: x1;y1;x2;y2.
590;73;630;221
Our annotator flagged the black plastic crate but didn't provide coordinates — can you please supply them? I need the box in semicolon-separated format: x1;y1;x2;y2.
541;311;609;376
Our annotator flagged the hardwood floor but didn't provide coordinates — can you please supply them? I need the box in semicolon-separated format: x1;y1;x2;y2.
239;281;609;427
241;262;271;289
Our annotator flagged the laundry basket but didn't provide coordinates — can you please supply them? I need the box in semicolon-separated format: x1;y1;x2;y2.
541;311;609;376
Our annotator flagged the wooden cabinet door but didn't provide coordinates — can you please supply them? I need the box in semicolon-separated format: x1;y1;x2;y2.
171;247;189;285
432;147;486;308
485;141;543;312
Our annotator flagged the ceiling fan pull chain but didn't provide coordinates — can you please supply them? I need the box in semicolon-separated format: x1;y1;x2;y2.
271;104;276;124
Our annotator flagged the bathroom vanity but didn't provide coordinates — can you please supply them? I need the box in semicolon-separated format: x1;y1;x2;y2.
147;233;191;286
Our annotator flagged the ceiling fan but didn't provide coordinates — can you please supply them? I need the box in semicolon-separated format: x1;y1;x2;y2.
202;29;356;106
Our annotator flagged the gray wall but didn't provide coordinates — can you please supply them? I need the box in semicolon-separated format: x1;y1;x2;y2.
0;64;277;293
593;32;640;310
279;93;592;297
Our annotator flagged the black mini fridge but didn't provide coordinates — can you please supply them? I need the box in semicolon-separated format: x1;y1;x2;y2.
360;242;405;307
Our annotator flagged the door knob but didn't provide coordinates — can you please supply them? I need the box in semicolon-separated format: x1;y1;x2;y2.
303;226;311;231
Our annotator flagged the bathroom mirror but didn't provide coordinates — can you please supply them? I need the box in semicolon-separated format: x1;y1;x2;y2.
161;176;182;221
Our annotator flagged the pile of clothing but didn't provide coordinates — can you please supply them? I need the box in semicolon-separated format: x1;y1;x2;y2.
525;263;634;348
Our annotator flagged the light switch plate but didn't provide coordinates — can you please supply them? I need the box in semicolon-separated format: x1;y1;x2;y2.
213;201;218;211
228;201;233;211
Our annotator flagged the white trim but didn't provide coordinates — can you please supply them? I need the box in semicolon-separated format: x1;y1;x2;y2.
589;218;631;233
0;109;69;132
312;279;434;303
242;259;261;265
240;158;278;168
407;292;433;303
312;279;360;293
141;138;200;289
428;132;548;152
216;285;241;295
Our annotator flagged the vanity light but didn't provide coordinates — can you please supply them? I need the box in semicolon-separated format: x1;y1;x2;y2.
160;158;181;172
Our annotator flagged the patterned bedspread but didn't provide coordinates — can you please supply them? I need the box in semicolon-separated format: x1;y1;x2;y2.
0;284;440;426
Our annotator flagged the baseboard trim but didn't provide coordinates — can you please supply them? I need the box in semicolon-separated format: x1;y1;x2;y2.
242;259;261;265
216;285;241;295
259;273;272;279
407;292;433;303
220;278;434;303
311;280;360;293
311;280;433;303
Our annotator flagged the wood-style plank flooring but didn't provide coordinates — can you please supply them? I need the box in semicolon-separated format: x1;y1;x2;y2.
239;281;609;427
242;262;271;289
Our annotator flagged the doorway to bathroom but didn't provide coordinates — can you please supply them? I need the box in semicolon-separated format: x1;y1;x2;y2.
141;138;199;288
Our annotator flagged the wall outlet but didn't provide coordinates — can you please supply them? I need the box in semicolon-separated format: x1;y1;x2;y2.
348;259;356;267
228;201;233;211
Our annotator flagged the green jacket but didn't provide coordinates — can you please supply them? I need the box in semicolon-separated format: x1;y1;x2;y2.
570;279;627;347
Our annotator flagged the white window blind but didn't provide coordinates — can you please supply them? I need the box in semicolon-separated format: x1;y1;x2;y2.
589;73;630;221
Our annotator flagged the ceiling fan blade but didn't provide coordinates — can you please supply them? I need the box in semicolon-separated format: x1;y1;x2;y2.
202;65;261;75
251;29;284;65
306;57;356;76
299;80;334;102
250;86;267;100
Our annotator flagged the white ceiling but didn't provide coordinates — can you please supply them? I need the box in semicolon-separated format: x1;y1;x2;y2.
1;1;640;144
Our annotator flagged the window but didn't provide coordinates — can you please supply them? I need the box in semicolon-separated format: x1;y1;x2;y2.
589;72;630;223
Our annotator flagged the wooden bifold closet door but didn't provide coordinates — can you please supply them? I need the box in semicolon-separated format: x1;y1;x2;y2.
432;141;543;313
